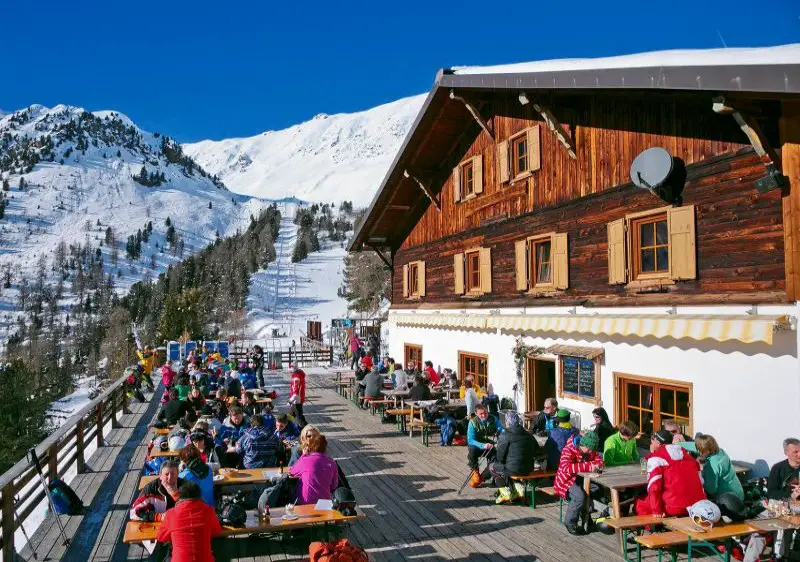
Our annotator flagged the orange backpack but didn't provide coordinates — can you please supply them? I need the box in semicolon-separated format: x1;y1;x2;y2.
309;539;368;562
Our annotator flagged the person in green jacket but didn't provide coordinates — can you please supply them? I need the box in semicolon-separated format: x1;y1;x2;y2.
680;433;744;500
174;374;191;401
603;420;640;466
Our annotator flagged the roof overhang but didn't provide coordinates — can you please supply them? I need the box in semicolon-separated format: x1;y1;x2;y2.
349;57;800;254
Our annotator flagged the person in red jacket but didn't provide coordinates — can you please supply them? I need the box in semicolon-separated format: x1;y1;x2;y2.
423;361;440;385
289;365;307;428
634;429;706;517
553;430;603;535
156;481;222;562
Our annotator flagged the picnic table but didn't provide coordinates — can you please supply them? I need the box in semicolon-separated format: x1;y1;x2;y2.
123;504;361;543
139;467;284;489
664;517;757;562
255;397;273;405
149;448;181;458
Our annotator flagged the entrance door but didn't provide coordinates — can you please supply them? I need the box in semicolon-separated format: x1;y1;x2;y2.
525;358;556;411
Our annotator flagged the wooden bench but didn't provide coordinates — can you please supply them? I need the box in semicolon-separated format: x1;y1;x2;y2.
407;419;439;447
605;515;676;562
535;486;563;522
364;398;393;415
509;470;557;510
385;408;412;432
634;531;688;562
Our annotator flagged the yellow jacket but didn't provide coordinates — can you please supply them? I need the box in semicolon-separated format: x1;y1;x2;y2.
137;350;156;373
459;385;485;400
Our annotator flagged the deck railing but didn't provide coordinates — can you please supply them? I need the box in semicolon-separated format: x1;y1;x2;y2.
0;373;131;561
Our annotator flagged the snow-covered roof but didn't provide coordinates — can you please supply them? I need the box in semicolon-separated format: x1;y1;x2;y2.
452;44;800;75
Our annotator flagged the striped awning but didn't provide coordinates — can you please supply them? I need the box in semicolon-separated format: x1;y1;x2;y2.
390;312;791;345
393;313;488;329
545;344;605;360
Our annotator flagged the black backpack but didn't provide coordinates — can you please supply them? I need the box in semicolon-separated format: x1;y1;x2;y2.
48;479;83;515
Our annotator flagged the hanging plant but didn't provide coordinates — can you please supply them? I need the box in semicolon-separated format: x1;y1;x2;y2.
512;337;544;381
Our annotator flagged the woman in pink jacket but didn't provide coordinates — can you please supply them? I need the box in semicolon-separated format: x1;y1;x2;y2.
289;432;338;504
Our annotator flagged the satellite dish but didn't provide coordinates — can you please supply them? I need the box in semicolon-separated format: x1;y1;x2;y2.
630;147;674;192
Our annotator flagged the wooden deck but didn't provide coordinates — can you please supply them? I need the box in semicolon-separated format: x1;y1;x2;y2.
18;371;666;561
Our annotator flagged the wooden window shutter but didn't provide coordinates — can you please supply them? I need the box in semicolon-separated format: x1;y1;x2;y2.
402;264;409;297
452;165;461;203
479;247;492;293
454;253;465;294
527;125;541;172
497;141;510;184
514;239;528;291
473;155;484;194
607;219;627;285
418;261;426;297
553;233;569;289
668;205;697;280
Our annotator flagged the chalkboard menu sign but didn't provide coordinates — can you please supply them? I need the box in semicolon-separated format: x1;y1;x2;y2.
562;357;580;395
561;356;596;400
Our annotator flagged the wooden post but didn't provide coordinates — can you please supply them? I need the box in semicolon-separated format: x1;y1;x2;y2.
96;402;104;448
47;444;58;483
121;384;130;415
288;348;293;367
329;347;333;366
2;483;15;562
111;392;121;429
75;418;85;474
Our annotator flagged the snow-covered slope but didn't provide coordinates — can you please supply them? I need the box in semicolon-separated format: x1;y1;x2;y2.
0;104;272;340
184;95;426;202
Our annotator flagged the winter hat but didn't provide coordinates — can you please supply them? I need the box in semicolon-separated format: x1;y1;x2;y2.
652;429;674;445
579;430;600;451
555;409;571;422
505;410;521;427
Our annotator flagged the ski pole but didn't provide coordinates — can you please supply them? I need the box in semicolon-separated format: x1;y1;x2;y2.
457;447;490;495
27;449;71;547
13;496;38;561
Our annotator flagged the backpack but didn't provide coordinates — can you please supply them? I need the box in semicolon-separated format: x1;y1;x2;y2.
48;479;83;515
309;539;368;562
437;416;457;446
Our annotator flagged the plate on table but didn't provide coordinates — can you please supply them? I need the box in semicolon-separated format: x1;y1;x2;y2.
281;514;299;521
213;475;225;481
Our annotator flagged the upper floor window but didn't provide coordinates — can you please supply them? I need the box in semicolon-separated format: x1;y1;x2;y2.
454;247;492;296
402;260;426;299
453;155;484;203
607;206;696;286
498;125;541;185
515;233;568;293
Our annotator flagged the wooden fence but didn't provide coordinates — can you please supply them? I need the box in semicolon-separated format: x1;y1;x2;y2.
0;373;130;561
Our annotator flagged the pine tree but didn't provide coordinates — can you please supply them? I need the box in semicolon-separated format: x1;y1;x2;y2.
165;217;171;227
208;201;213;210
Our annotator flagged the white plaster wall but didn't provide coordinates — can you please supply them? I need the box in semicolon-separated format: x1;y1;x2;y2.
388;303;800;471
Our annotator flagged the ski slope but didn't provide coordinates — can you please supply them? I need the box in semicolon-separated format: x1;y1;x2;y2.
246;201;349;346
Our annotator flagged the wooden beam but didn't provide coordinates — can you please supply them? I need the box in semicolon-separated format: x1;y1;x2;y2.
403;170;441;211
389;205;411;211
450;90;494;140
713;96;780;166
532;103;577;159
367;244;393;271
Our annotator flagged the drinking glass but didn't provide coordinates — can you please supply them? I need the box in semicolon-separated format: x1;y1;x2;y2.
640;458;648;474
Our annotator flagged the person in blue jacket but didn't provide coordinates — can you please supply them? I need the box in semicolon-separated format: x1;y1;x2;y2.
466;404;504;481
178;444;215;507
275;413;300;442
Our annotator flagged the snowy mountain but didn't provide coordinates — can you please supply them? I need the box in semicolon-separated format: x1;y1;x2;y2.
184;94;426;203
0;104;272;341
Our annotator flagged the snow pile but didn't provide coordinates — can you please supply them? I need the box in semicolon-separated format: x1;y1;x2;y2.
184;94;426;203
452;44;800;76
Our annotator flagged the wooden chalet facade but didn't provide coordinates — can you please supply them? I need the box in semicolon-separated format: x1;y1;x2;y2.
350;46;800;467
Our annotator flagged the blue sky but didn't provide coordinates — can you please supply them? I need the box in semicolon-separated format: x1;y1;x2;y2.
1;0;797;143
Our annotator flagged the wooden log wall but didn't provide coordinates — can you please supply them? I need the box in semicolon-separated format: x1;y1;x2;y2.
393;149;786;308
401;93;758;249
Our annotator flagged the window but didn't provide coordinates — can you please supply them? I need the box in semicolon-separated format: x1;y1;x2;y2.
453;155;483;203
515;233;568;292
512;135;528;178
497;125;541;185
607;206;696;286
531;239;552;285
465;250;480;293
616;373;692;437
404;344;422;372
462;161;474;198
459;351;488;390
408;263;418;296
632;214;669;279
454;247;492;295
559;356;599;404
